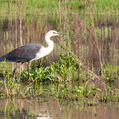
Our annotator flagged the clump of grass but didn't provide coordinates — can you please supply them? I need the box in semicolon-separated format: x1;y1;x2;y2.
21;66;55;83
50;54;79;82
103;64;119;82
21;54;79;83
0;62;21;97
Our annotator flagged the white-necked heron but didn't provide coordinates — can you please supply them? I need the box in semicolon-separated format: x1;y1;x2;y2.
0;30;64;79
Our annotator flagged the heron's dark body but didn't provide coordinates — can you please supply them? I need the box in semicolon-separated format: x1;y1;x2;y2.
0;43;42;63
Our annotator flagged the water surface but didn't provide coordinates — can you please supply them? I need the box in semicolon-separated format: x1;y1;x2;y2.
0;98;119;119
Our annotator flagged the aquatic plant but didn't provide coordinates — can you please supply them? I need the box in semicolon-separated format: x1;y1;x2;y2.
21;54;79;82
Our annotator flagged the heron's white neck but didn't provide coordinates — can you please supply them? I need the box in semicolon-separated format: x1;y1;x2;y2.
35;34;55;60
44;35;54;54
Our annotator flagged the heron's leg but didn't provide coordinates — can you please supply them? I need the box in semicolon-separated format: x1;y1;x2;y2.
28;62;31;80
12;63;24;78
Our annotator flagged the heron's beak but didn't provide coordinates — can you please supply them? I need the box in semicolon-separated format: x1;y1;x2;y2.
58;33;65;36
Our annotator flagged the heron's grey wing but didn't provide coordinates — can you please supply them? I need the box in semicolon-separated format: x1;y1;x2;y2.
0;43;42;63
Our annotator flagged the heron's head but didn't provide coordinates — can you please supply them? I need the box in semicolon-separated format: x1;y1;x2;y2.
46;30;64;38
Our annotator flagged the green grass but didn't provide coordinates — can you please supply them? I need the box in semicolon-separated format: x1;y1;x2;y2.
0;0;82;18
0;0;119;18
94;0;119;10
0;54;119;105
0;0;118;29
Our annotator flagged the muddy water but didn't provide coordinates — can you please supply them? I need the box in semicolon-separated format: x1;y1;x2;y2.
0;98;119;119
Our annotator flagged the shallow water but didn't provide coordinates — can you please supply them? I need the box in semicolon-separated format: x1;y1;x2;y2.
0;98;119;119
